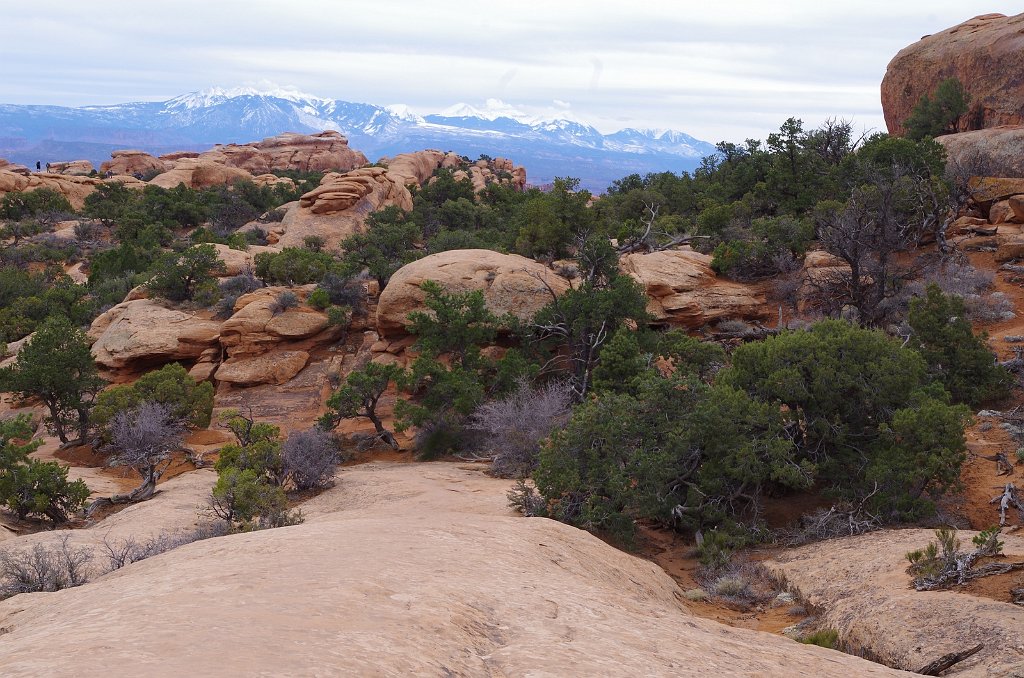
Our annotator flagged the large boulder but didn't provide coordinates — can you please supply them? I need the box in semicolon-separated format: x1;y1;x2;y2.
619;249;771;328
881;13;1024;136
0;462;907;677
198;131;367;174
148;158;252;190
376;249;571;336
275;167;414;251
88;299;222;369
100;150;169;177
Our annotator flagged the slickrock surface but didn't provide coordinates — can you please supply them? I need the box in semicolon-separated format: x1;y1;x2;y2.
767;529;1024;677
0;463;909;677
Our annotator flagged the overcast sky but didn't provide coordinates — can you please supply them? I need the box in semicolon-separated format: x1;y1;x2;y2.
2;1;1020;143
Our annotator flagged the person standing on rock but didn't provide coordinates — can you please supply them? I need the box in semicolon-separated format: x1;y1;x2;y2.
36;161;41;171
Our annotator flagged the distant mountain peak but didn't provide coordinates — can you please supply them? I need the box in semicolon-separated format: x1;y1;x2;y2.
165;85;331;110
0;85;718;192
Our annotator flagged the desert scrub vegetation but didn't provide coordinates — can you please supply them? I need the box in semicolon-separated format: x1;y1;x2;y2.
905;526;1023;591
0;524;230;600
210;411;339;529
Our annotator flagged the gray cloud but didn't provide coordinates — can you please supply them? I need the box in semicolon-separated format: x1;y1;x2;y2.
1;1;1020;142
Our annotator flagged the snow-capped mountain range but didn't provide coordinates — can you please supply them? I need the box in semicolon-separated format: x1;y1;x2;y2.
0;87;717;191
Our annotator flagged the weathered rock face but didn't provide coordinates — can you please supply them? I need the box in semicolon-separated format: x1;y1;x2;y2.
147;158;253;190
377;249;571;336
218;286;332;360
276;167;414;251
383;150;447;186
0;462;908;677
936;126;1024;177
968;176;1024;211
215;349;310;386
46;160;93;176
88;299;222;370
767;529;1024;677
881;13;1024;136
619;249;771;328
100;149;168;177
197;131;367;174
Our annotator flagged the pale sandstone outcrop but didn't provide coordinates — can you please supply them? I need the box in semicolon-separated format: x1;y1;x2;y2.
767;529;1024;677
0;463;908;677
881;13;1024;136
88;299;222;369
46;160;93;176
376;249;571;336
100;149;169;176
619;249;771;328
214;349;310;386
147;158;252;190
218;286;332;359
275;166;414;251
198;131;366;174
0;172;145;210
383;149;447;186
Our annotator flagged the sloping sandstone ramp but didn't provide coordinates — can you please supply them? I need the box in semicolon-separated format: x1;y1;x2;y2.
767;529;1024;677
0;464;908;677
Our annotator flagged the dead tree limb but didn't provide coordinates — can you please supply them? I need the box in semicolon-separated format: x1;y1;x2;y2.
917;643;984;676
990;483;1024;526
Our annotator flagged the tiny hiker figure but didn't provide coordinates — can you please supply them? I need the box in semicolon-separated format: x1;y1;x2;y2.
35;160;41;171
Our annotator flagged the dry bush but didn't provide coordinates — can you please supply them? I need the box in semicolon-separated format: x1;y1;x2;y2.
0;535;94;598
470;379;572;478
897;260;1013;323
782;502;881;546
104;401;187;502
269;290;299;315
282;427;341;491
102;523;229;572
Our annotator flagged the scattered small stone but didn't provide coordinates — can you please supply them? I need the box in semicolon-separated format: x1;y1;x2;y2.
774;591;797;605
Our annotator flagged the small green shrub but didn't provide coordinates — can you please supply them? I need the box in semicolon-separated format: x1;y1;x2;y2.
800;629;839;649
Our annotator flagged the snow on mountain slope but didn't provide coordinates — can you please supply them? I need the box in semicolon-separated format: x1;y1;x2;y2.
0;86;718;191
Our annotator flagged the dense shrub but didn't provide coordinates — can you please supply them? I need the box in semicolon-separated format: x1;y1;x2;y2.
907;284;1011;406
254;247;335;285
0;188;73;221
0;415;90;524
720;320;970;519
92;363;214;433
145;244;226;303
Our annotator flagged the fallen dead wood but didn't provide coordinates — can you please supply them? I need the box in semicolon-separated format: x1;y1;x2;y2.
917;643;983;676
990;483;1024;526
